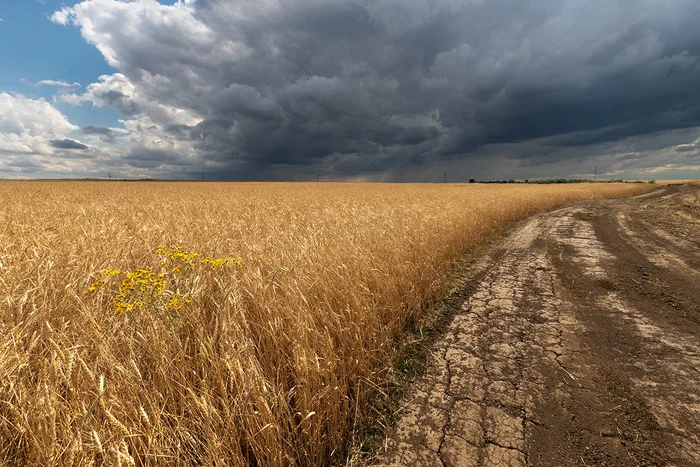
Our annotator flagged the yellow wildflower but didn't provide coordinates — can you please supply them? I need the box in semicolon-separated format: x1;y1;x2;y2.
85;280;105;294
102;269;122;276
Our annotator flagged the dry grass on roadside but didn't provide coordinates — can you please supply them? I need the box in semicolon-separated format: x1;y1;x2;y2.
0;181;651;466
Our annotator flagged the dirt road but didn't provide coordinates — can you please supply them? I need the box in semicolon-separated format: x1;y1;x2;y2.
375;184;700;466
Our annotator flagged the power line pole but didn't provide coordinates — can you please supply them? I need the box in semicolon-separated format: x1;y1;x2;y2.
444;170;447;183
594;165;597;182
108;172;111;180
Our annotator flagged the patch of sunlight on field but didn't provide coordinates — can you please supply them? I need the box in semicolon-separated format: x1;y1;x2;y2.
0;181;652;466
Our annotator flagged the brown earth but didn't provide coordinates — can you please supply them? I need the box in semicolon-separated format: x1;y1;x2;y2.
372;184;700;467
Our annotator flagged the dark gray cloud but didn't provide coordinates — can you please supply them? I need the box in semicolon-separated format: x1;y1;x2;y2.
52;0;700;180
122;147;195;169
100;90;140;117
163;123;194;140
49;138;88;150
676;144;696;152
81;125;116;143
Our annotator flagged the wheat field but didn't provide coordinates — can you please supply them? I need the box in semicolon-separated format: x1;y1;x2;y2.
0;181;652;466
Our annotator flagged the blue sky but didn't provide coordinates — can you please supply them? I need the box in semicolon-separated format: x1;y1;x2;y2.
0;0;122;129
1;0;699;180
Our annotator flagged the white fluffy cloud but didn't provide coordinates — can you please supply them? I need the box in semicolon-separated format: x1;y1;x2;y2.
47;0;700;180
0;93;78;154
0;93;90;176
59;73;200;127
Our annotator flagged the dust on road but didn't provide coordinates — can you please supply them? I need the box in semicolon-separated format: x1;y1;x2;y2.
374;184;700;467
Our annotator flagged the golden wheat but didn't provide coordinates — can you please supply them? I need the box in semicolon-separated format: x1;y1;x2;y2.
0;181;651;466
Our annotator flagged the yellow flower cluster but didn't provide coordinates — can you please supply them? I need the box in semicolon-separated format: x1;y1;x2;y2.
156;244;201;269
165;292;191;312
86;269;122;293
103;269;122;276
200;257;243;269
85;245;241;317
157;244;242;271
111;269;167;316
86;280;105;294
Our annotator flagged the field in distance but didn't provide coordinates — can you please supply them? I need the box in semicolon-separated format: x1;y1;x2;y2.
0;181;653;466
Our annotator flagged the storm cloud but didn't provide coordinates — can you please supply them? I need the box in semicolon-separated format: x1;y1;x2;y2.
50;0;700;180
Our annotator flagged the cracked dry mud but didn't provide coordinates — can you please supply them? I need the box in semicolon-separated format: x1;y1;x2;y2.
374;184;700;467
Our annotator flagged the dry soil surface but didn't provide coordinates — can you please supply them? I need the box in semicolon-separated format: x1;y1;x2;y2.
374;184;700;467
